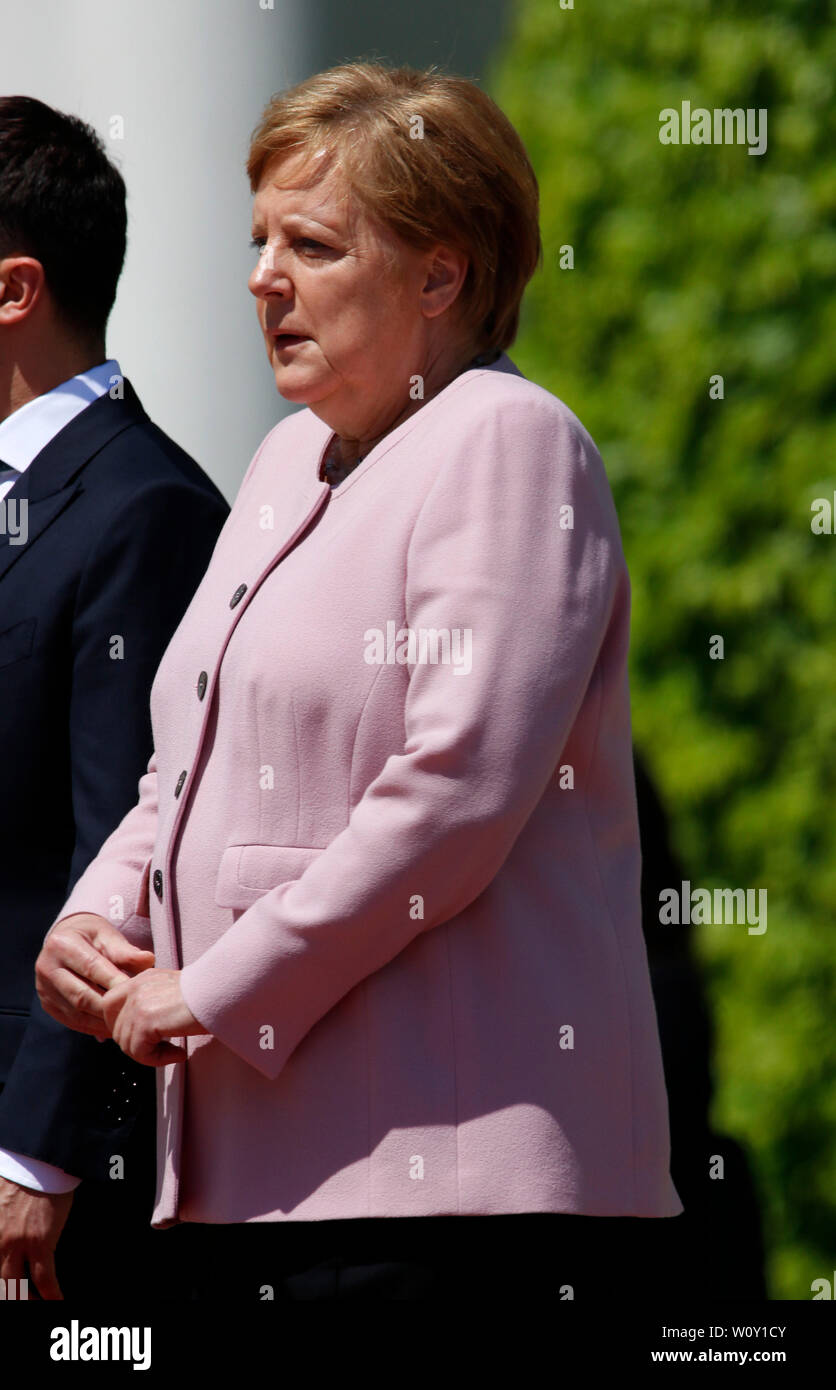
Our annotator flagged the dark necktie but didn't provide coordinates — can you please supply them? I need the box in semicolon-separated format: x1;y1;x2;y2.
0;459;20;486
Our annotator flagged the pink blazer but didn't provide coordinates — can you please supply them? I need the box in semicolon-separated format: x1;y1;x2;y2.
52;353;682;1226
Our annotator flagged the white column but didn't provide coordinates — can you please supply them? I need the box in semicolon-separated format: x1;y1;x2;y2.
1;0;315;500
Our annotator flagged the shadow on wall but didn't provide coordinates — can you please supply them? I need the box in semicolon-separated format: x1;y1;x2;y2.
310;0;512;76
634;750;768;1300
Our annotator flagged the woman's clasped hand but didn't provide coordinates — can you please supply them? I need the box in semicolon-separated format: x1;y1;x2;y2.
35;914;207;1064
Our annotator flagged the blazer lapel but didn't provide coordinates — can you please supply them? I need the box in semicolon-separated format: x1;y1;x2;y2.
0;487;81;585
0;380;149;586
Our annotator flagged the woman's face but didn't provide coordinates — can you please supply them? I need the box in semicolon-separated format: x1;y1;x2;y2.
248;151;464;436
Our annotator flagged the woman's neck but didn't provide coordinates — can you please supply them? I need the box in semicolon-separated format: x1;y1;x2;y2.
325;345;500;478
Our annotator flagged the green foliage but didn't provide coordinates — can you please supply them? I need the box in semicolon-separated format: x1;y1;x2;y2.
490;0;836;1298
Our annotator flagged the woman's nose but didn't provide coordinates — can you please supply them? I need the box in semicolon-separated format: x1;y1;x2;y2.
249;247;291;297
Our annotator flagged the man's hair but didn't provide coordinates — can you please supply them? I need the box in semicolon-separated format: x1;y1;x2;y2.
0;96;127;345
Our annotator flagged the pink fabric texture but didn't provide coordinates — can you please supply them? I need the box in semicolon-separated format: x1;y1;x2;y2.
51;353;683;1226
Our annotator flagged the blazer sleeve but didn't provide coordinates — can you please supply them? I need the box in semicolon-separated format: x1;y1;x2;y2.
178;393;628;1080
46;750;159;949
0;481;226;1179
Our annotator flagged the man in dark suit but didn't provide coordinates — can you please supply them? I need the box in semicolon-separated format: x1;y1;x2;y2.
0;96;229;1299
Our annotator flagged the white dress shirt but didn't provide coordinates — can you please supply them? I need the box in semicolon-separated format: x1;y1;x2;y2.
0;358;121;1195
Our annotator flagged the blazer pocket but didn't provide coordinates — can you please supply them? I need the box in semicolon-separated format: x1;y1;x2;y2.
0;617;36;669
214;843;324;910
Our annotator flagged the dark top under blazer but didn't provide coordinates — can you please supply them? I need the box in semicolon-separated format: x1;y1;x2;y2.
0;377;229;1178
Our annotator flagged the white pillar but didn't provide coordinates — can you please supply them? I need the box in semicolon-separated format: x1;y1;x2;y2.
1;0;315;500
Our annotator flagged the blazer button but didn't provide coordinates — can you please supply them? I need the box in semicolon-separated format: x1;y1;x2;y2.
174;770;187;797
197;671;208;700
229;583;247;609
153;869;163;902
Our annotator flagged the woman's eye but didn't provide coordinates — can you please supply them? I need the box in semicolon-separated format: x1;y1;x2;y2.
249;237;327;255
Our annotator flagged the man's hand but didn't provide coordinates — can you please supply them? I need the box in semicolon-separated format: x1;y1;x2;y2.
0;1176;74;1300
36;913;156;1040
103;969;209;1067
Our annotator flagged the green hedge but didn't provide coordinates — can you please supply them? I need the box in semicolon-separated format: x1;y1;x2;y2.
490;0;836;1298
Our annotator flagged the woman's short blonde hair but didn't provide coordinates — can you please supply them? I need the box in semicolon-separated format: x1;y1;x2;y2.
247;62;542;356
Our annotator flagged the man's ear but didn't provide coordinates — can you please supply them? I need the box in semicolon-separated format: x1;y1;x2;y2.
0;257;45;322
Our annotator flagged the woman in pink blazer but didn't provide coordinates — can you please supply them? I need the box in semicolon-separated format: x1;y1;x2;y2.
37;61;682;1297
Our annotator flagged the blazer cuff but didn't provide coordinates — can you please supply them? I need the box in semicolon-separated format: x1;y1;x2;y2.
179;947;284;1080
47;856;153;952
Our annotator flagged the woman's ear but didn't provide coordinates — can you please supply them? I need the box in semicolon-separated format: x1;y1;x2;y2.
420;243;469;320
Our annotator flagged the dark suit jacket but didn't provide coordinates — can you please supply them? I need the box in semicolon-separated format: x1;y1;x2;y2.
0;376;229;1180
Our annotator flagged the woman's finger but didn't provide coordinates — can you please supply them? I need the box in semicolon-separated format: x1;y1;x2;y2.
44;967;111;1019
36;975;113;1037
89;920;156;975
44;931;132;994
